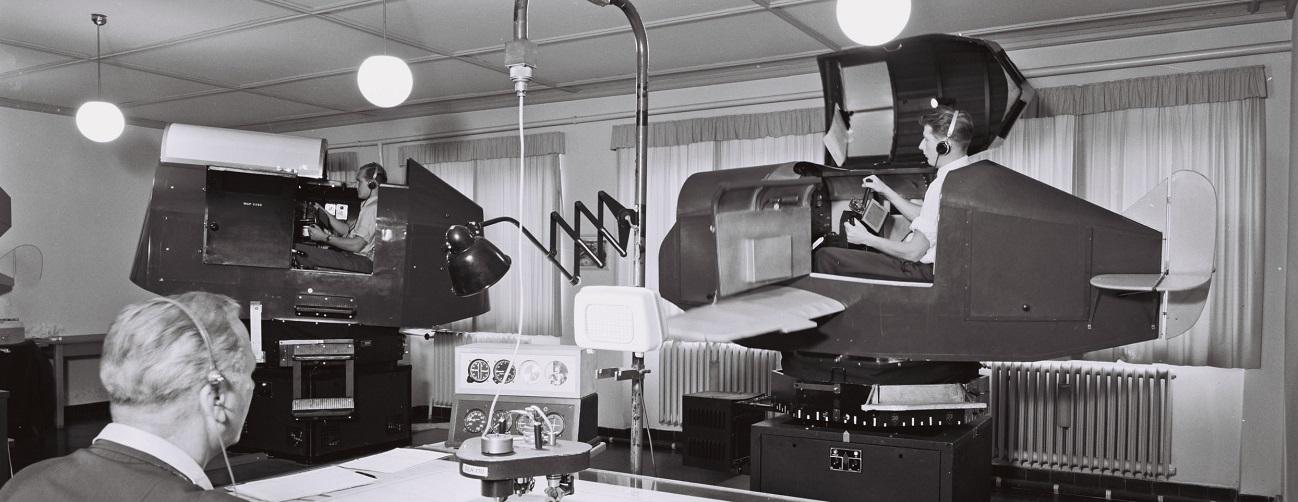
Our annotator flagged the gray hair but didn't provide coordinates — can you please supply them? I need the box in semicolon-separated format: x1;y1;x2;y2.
100;292;251;406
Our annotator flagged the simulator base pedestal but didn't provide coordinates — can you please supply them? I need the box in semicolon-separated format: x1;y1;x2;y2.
751;414;992;502
235;364;411;464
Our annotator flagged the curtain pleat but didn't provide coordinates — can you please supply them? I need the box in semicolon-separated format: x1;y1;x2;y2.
1023;65;1267;118
324;151;359;185
611;108;824;149
398;132;565;164
405;139;563;337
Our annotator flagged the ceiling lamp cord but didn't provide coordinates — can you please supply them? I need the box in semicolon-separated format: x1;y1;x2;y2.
94;14;103;99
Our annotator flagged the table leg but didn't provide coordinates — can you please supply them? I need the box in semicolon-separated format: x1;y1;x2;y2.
54;344;65;429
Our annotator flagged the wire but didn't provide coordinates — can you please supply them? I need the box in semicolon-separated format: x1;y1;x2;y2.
480;91;530;442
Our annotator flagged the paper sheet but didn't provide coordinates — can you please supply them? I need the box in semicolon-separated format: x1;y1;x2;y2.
235;466;377;502
339;448;451;473
823;103;850;166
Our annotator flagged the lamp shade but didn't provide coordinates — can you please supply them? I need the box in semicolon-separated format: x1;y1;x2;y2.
836;0;911;46
446;225;512;297
76;101;125;142
357;55;413;108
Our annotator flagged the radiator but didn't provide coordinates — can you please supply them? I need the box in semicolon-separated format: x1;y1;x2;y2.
425;332;535;408
658;340;780;427
987;362;1176;479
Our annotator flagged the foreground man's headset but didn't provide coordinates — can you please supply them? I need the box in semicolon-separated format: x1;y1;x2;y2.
153;297;241;495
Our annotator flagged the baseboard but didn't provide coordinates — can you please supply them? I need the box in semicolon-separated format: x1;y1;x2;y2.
993;465;1278;502
597;427;685;448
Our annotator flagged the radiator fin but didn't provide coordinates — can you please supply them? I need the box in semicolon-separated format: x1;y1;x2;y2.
988;362;1175;479
657;340;780;427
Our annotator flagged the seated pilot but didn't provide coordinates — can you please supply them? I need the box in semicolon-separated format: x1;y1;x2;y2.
0;292;254;501
293;162;385;274
814;106;972;282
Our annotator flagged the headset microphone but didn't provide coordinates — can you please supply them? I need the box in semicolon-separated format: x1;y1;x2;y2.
935;109;960;157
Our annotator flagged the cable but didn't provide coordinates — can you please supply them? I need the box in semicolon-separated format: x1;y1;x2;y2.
480;92;530;442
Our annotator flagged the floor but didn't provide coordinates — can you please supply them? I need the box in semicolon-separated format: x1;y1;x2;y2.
2;410;1172;502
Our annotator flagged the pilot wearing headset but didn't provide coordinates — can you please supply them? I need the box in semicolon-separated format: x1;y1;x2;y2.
0;292;254;501
296;162;386;274
814;106;973;282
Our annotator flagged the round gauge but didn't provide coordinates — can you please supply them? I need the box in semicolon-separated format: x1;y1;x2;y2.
491;410;513;433
467;359;491;383
547;361;569;386
518;360;542;384
463;409;487;434
545;412;566;436
492;360;517;384
514;413;536;436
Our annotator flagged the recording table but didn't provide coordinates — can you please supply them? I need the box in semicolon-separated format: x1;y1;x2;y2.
229;446;816;502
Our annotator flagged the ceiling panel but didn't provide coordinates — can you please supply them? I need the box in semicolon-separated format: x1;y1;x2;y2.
0;0;296;56
0;62;221;110
0;43;70;76
112;16;425;87
127;90;337;129
0;0;1277;132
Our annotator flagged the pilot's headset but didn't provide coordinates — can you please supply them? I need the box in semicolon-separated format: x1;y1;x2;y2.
360;164;387;190
935;109;961;156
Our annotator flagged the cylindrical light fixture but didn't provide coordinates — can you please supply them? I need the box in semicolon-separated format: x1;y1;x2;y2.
77;13;124;143
357;0;412;108
836;0;911;47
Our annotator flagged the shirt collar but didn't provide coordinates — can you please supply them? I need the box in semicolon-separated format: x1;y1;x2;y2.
95;423;214;490
936;155;972;176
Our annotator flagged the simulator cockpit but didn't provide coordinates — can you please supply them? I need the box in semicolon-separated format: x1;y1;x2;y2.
658;34;1214;431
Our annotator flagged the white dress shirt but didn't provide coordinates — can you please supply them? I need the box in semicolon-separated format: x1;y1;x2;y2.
907;155;973;264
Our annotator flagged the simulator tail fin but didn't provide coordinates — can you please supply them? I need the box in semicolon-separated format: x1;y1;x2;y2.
1090;170;1216;339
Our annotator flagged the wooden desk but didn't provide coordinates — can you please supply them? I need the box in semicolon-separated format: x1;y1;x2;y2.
35;334;106;429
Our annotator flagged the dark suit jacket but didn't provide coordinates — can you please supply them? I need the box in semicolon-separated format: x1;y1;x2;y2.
0;440;240;501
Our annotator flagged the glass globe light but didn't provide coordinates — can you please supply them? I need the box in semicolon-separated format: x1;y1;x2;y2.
357;55;413;108
76;101;125;143
837;0;911;47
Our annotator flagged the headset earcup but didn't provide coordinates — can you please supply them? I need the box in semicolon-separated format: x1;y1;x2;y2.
936;141;950;155
368;181;377;190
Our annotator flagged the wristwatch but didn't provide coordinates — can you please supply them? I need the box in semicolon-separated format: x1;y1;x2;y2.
325;234;332;243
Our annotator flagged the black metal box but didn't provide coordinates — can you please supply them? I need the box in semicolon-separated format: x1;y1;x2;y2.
682;391;764;471
751;414;992;502
235;364;411;464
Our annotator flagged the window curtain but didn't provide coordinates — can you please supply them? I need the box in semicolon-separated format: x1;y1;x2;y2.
325;151;359;185
611;108;825;298
398;133;565;336
986;66;1266;369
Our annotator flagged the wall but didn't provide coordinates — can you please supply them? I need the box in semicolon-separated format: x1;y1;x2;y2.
0;107;162;404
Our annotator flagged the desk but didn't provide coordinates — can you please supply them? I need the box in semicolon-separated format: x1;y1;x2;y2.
231;447;816;502
35;334;106;429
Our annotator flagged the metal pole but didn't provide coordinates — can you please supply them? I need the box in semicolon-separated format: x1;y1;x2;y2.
607;0;649;475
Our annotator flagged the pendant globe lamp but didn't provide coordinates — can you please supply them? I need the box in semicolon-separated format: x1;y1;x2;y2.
357;0;413;108
836;0;911;47
76;13;125;143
